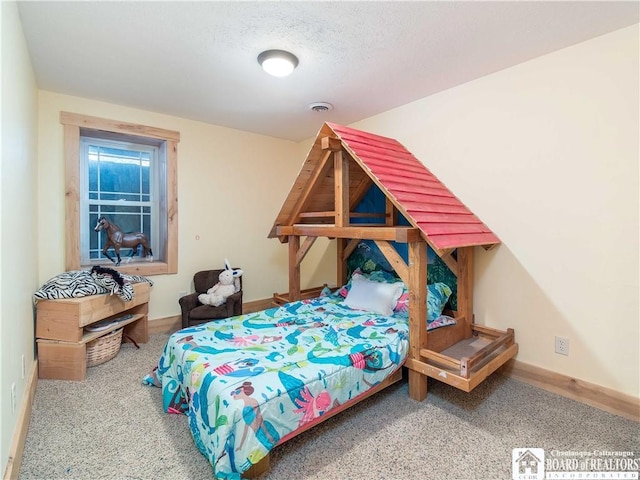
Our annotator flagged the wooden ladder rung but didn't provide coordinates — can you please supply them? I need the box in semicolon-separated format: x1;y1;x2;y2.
419;348;462;370
472;324;506;338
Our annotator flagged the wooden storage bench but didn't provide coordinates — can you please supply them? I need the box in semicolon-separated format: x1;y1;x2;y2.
36;282;150;380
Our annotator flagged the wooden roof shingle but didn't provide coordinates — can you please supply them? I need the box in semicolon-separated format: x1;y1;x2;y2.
269;122;500;251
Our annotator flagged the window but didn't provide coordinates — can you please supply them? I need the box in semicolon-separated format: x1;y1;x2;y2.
61;112;179;275
80;135;160;265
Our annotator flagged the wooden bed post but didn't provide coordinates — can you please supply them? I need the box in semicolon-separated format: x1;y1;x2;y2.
334;146;349;289
288;235;301;301
334;150;349;228
408;240;428;401
336;238;348;288
457;246;474;338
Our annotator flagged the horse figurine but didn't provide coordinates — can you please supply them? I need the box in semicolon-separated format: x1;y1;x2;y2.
94;216;153;266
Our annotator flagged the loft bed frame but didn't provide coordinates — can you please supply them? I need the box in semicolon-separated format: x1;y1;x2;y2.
268;122;518;402
240;123;519;478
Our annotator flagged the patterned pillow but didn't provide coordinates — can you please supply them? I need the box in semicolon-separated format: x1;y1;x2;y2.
394;282;452;322
427;254;458;311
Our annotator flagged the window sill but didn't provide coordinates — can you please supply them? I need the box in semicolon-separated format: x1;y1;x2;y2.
84;261;172;277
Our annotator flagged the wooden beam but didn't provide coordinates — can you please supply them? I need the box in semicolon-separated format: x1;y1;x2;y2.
419;349;462;370
298;211;335;218
405;358;471;392
373;240;408;285
336;238;347;287
288;235;301;301
321;135;342;152
298;211;388;219
407;240;428;401
276;225;422;242
342;238;360;260
457;247;474;338
60;111;181;141
439;248;454;257
440;250;459;277
335;222;400;228
165;140;179;274
64;124;81;271
295;236;317;267
334;150;349;228
385;197;396;226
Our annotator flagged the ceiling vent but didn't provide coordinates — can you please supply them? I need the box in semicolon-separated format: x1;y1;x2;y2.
308;102;333;112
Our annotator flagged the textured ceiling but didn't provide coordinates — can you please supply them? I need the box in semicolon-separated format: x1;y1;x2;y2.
17;1;639;142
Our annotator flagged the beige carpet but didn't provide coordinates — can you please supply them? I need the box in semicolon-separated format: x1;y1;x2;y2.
19;333;639;480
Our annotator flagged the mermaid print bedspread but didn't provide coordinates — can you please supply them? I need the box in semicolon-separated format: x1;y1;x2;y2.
143;295;409;479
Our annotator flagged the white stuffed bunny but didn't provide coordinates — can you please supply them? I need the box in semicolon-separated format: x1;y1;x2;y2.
198;259;243;307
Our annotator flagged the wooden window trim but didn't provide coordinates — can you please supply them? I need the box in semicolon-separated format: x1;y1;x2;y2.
61;112;179;275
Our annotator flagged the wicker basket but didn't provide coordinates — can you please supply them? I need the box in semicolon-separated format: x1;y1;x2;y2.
86;328;123;367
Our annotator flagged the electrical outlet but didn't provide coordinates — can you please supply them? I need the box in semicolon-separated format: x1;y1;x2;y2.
11;383;16;414
21;355;25;379
555;336;569;356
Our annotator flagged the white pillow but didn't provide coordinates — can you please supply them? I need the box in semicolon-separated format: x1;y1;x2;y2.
344;274;404;316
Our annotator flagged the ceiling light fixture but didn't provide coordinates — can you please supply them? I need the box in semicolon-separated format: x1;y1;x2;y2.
257;50;299;77
308;102;333;112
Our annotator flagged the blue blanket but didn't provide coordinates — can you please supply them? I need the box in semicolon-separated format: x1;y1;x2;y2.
144;295;410;479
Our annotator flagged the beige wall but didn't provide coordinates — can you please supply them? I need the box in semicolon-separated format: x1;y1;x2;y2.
0;1;39;475
351;25;639;397
37;92;328;320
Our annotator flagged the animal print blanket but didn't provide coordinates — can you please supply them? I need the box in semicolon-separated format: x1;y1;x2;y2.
33;266;153;303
